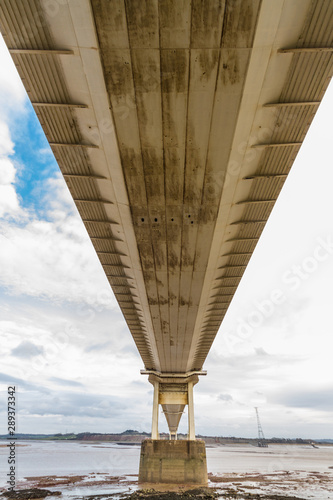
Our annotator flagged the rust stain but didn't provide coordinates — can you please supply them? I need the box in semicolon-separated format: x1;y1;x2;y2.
240;3;254;35
221;49;240;85
179;297;188;307
222;0;260;48
154;249;166;269
166;222;181;241
161;49;189;93
181;249;194;268
142;148;163;175
121;148;142;176
146;176;163;200
124;0;158;47
91;0;126;41
197;49;219;81
105;51;133;96
191;0;224;46
168;250;179;270
148;297;169;306
184;142;203;204
165;148;184;203
166;170;182;202
132;51;160;93
162;91;186;149
138;242;154;268
134;93;148;130
199;205;219;224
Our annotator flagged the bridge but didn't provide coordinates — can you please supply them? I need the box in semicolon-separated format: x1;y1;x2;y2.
1;0;332;484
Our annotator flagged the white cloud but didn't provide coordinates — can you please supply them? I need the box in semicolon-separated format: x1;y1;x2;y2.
0;294;150;434
0;184;21;217
0;121;14;156
0;131;116;306
0;207;116;306
0;36;29;216
0;35;26;110
0;52;131;433
0;117;111;309
0;123;22;217
0;157;16;183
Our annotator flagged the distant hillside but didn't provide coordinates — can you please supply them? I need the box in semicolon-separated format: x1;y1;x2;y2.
0;431;332;444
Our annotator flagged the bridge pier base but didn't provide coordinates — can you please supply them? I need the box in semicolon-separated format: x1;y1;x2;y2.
138;439;208;485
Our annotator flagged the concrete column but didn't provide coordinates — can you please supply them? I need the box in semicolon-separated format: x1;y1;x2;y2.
139;439;208;484
151;380;159;440
188;381;195;440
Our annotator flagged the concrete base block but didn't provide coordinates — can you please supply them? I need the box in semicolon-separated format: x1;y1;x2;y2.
138;439;208;485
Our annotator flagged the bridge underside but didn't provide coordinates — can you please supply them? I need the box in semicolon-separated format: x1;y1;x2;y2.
1;0;332;448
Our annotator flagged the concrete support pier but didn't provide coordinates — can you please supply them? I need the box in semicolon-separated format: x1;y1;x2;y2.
138;439;208;485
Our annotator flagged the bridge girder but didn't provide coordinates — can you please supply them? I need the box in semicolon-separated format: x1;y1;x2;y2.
1;0;332;436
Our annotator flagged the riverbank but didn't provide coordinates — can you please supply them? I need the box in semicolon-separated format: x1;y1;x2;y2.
1;433;332;448
0;485;317;500
1;441;332;499
1;467;332;500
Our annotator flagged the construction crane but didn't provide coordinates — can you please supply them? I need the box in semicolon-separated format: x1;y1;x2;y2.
255;407;268;448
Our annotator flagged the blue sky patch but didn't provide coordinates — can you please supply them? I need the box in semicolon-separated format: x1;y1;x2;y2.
12;101;59;216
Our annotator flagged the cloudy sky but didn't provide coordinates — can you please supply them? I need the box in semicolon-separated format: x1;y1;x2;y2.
0;34;332;440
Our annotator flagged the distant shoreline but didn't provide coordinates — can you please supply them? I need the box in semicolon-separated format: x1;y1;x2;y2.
0;432;332;446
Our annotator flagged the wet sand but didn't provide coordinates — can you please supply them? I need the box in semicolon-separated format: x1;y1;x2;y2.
1;443;332;499
2;468;332;500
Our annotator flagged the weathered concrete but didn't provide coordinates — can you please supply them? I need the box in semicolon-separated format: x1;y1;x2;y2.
138;439;208;485
2;1;332;467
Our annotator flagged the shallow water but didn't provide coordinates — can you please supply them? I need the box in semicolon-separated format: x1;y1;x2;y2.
0;440;332;499
0;440;140;480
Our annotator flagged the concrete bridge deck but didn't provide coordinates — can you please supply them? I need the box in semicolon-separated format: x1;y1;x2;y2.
1;0;332;483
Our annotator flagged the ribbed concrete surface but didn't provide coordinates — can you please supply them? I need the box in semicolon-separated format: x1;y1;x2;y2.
0;0;332;377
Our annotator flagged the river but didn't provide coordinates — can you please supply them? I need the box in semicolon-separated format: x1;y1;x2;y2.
1;440;332;499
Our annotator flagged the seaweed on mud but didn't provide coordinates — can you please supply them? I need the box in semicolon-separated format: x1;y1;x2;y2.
1;489;61;499
120;488;309;500
122;488;217;499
